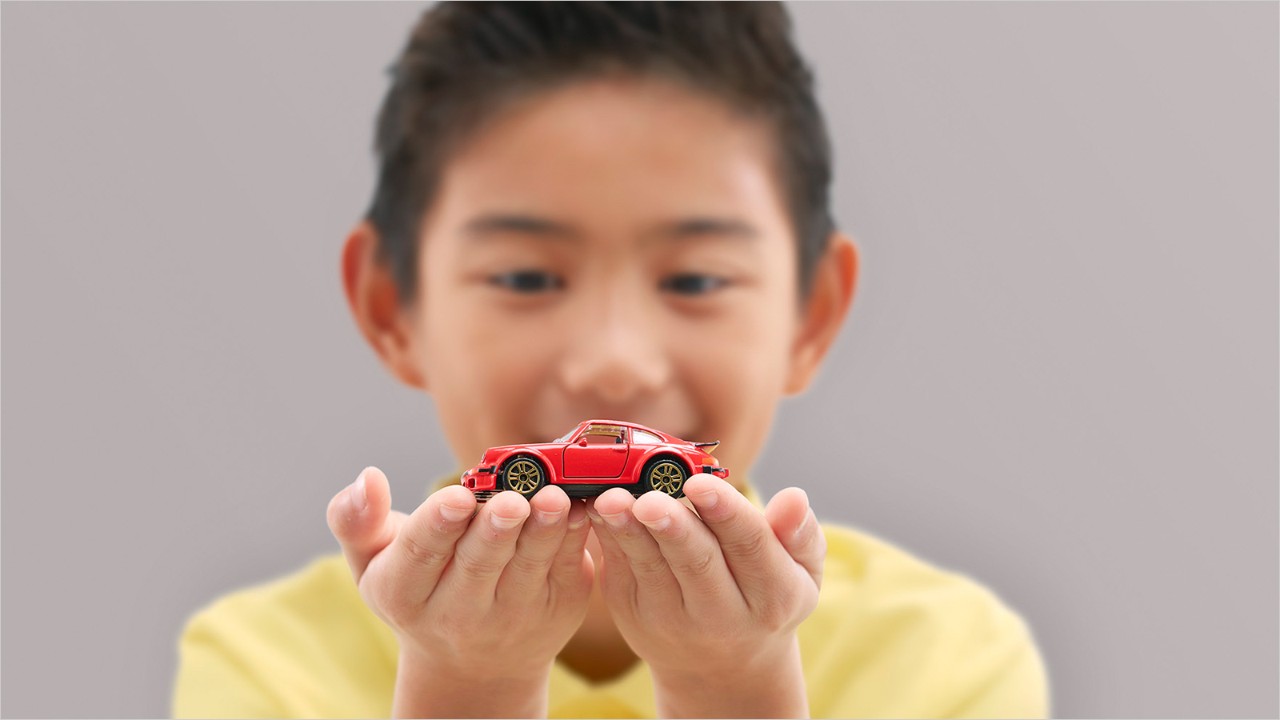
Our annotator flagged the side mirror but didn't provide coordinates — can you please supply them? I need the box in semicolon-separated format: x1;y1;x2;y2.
577;438;588;447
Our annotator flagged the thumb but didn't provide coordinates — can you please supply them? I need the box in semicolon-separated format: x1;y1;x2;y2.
764;487;826;589
327;466;403;584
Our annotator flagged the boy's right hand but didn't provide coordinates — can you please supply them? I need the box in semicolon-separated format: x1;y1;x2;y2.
326;467;594;717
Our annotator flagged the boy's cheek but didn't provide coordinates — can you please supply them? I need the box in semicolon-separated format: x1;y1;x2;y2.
678;343;787;471
421;333;538;445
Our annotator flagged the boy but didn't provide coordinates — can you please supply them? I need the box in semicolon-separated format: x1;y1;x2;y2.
172;3;1048;717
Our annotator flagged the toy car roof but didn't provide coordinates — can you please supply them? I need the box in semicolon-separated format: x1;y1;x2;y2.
577;418;679;442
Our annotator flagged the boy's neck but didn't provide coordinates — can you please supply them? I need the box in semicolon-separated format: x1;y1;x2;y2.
557;624;638;684
556;532;641;684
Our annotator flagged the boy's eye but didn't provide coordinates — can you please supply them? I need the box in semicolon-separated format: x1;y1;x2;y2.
487;270;564;293
660;273;729;295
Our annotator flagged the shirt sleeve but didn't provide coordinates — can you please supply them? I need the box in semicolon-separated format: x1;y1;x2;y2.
804;524;1051;719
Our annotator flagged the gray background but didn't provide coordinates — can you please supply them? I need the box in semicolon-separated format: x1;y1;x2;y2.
2;1;1276;717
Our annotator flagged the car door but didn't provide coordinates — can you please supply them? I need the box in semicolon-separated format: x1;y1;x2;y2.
562;424;630;478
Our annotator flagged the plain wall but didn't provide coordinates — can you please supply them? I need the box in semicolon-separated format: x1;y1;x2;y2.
2;2;1276;717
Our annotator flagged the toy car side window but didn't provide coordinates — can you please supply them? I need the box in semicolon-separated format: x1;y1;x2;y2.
583;424;624;444
632;429;661;444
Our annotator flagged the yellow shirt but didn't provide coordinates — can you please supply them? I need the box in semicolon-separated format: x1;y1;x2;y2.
172;478;1049;718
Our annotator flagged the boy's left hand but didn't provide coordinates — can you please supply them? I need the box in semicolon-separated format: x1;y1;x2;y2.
586;475;825;718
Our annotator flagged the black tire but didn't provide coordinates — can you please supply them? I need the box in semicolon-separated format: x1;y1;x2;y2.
499;456;546;499
643;457;688;498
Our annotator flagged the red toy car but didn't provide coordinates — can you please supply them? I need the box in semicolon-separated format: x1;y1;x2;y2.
461;419;729;500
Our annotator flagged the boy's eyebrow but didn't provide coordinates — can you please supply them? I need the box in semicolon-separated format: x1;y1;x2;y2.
462;214;579;242
460;213;760;244
659;217;760;242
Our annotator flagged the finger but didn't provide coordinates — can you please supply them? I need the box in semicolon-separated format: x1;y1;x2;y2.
631;491;743;612
683;474;789;608
584;497;637;601
590;488;682;608
497;485;573;601
438;490;530;601
327;467;403;584
765;487;826;590
548;500;594;602
379;483;477;602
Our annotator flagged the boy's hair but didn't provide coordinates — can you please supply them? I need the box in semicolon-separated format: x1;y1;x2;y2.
366;1;836;306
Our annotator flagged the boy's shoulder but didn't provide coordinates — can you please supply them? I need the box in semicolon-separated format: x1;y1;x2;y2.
180;552;394;657
173;554;395;718
804;519;1050;717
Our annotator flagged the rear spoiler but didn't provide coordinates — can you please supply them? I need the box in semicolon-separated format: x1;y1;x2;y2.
693;441;720;453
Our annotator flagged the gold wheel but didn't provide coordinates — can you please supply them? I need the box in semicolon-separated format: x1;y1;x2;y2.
645;459;687;498
502;457;544;498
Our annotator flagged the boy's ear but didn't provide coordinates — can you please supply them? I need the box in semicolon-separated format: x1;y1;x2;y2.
784;231;860;396
341;221;429;391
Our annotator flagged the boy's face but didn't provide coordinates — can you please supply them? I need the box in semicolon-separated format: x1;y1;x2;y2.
351;76;856;481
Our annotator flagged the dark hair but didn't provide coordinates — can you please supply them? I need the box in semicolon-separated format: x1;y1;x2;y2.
366;1;835;306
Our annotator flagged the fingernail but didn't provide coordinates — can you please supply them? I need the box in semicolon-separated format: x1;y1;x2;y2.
638;513;671;532
599;511;627;528
690;489;718;510
350;474;368;512
794;509;814;540
490;512;524;530
533;508;563;527
569;515;588;530
440;502;471;523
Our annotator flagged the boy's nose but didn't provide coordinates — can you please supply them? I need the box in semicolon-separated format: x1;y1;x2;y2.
557;304;672;406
